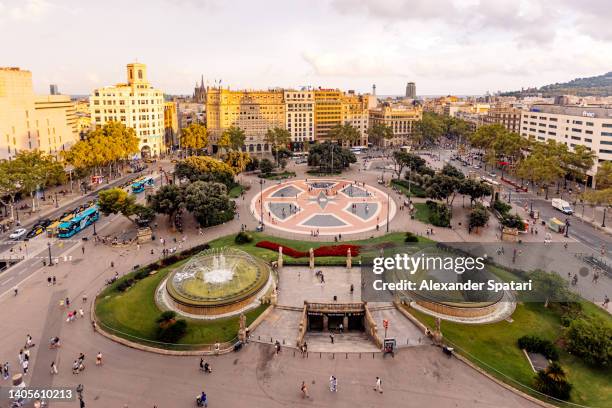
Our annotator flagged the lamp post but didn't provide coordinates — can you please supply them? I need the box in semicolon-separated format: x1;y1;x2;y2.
259;179;265;226
92;219;97;236
603;207;607;228
47;242;52;266
386;191;390;233
564;218;570;238
55;192;58;208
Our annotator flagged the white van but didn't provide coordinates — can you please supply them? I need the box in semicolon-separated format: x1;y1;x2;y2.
552;198;573;215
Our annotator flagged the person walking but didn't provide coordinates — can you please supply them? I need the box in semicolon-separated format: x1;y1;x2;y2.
329;375;338;392
81;246;85;255
50;361;58;375
3;362;9;380
330;332;334;344
301;381;309;399
79;308;84;318
374;376;383;393
22;359;28;375
96;352;102;366
52;276;56;285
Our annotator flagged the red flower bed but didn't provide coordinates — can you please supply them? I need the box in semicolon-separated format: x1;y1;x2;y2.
314;244;360;257
255;241;360;258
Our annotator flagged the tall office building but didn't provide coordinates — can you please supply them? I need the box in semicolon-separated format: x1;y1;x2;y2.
0;67;78;160
90;63;165;157
50;84;59;95
405;82;416;98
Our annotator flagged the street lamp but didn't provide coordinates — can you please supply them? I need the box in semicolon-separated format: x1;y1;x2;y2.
259;179;265;226
386;191;390;233
55;192;58;208
564;218;570;238
47;242;52;266
92;219;97;236
603;207;607;228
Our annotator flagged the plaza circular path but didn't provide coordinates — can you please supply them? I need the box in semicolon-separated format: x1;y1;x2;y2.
251;178;396;236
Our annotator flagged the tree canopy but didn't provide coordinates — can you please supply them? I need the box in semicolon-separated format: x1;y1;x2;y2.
183;181;235;227
180;123;208;154
307;142;357;172
218;126;246;151
328;123;361;145
367;123;394;147
175;156;236;187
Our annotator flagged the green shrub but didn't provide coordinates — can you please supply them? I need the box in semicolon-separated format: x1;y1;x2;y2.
517;335;559;360
134;269;151;280
404;232;419;242
565;318;612;367
155;310;177;325
425;200;451;227
156;319;187;343
501;213;526;231
492;199;512;215
235;231;254;244
116;278;135;292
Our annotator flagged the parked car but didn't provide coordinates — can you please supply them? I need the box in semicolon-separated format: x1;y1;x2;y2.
9;228;27;240
488;172;497;178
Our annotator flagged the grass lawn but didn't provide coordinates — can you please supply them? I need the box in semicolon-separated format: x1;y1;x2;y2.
228;184;245;198
209;232;432;265
408;303;611;407
412;202;433;224
391;179;427;198
95;261;269;348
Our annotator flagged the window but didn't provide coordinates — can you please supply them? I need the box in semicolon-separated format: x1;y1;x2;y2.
549;124;557;129
601;140;612;145
602;123;612;128
571;136;581;141
599;149;612;154
585;138;592;143
571;128;582;133
602;132;612;137
586;130;593;134
586;122;594;126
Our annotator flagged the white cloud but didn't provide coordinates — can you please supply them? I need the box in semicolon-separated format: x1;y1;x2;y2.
4;0;52;22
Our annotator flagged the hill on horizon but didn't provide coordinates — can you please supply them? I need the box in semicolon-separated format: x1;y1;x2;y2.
501;71;612;97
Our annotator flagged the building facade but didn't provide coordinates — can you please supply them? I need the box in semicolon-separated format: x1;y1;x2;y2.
368;103;423;147
341;91;369;146
484;105;521;133
89;63;165;157
0;67;78;160
164;101;179;149
520;104;612;185
314;89;342;142
284;89;314;150
206;88;285;153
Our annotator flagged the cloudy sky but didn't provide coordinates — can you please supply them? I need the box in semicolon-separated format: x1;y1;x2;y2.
2;0;612;96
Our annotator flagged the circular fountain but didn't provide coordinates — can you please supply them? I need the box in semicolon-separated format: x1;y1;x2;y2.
159;248;272;317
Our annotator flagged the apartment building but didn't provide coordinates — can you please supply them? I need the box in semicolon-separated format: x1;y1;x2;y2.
90;63;165;157
368;103;423;147
0;67;78;160
164;101;179;149
313;89;343;141
206;88;285;153
484;105;522;133
341;91;369;146
520;104;612;185
284;90;314;150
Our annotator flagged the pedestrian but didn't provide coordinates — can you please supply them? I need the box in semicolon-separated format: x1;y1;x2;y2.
47;276;52;286
52;276;56;285
338;323;344;333
329;375;338;392
50;361;58;375
79;308;84;318
374;376;383;393
18;350;23;365
66;297;70;307
81;246;85;255
25;334;34;349
13;286;18;296
96;352;102;366
22;359;28;375
330;332;335;344
137;244;140;251
301;381;309;399
2;362;9;380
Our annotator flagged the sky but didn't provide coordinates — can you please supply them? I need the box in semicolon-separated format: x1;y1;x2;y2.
2;0;612;96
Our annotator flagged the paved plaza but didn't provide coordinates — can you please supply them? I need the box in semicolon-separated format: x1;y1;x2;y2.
251;178;396;236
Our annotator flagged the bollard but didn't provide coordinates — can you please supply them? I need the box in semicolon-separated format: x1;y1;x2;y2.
282;339;285;345
332;353;335;359
359;353;361;359
319;352;321;359
258;336;260;340
345;353;348;359
293;351;295;357
372;353;375;359
270;337;273;343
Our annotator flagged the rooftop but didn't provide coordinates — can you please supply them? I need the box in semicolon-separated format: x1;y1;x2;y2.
530;104;612;119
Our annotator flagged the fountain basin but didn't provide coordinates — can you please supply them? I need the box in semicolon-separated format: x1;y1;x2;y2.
163;248;272;316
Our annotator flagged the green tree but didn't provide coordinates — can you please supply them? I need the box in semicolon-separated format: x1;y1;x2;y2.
219;126;246;151
307;142;357;173
367;122;394;147
594;161;612;189
265;127;291;165
530;269;571;308
183;181;235;227
223;151;252;173
565;318;612;367
414;113;443;147
147;184;183;229
0;160;22;219
460;178;493;206
441;164;465;180
259;158;275;175
180;123;208;155
12;150;64;211
97;188;145;224
175;156;235;188
328;123;361;146
469;203;489;230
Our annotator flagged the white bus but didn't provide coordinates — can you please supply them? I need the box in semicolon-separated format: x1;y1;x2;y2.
350;146;368;155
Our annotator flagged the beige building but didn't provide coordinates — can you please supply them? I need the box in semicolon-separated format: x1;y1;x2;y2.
164;101;179;149
341;91;369;146
484;105;522;133
284;89;314;149
0;67;78;160
206;88;285;153
520;104;612;186
368;103;422;147
90;63;165;157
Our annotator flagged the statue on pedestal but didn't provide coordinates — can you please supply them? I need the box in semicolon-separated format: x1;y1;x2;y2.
278;246;283;269
346;248;352;269
309;248;314;270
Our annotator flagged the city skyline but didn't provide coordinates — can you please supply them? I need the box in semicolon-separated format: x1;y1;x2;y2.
2;0;612;96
